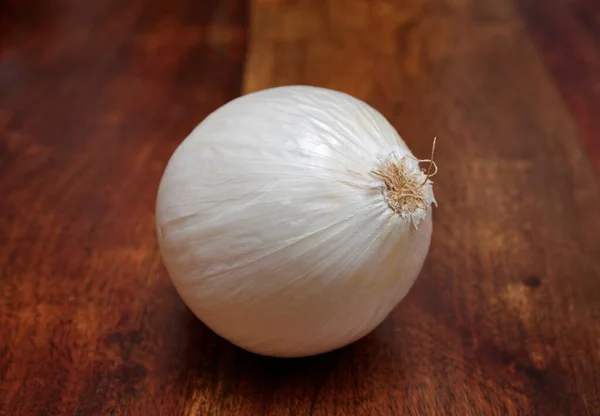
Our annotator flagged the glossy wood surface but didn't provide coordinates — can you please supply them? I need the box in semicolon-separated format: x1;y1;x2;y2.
1;0;599;414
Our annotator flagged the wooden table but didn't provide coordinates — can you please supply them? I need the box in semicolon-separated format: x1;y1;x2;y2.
1;0;600;414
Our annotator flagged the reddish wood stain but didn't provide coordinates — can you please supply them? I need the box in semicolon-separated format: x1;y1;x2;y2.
518;0;600;171
1;0;600;414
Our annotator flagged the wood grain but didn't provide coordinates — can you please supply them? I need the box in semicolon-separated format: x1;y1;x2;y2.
1;0;600;414
0;0;250;414
518;0;600;172
244;0;600;414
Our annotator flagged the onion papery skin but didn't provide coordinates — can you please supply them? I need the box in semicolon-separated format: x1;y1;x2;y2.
156;86;434;358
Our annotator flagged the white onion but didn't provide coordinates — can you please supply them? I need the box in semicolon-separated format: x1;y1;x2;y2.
156;86;436;357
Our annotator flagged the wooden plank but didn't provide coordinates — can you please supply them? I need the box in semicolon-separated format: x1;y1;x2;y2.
518;0;600;172
242;0;600;414
0;0;249;414
1;0;599;414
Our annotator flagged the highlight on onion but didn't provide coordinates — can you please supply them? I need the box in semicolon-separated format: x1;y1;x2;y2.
156;86;437;358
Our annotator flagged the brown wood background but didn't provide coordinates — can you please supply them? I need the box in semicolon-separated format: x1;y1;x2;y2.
1;0;600;414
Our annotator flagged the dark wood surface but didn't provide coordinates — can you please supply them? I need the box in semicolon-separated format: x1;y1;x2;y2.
1;0;599;415
518;0;600;172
